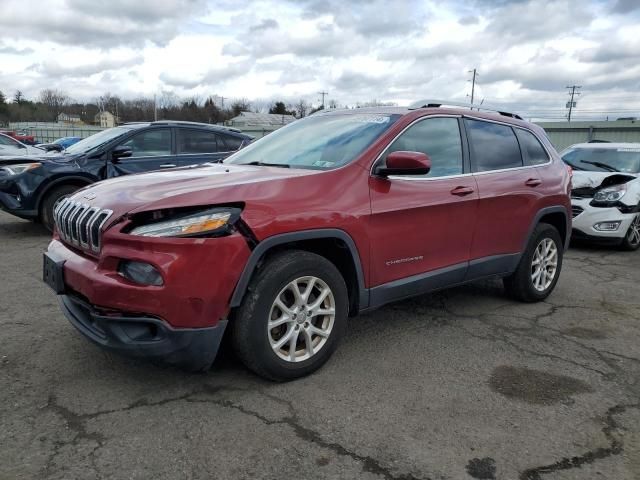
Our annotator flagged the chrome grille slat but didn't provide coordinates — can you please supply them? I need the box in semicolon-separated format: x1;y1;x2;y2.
52;198;112;254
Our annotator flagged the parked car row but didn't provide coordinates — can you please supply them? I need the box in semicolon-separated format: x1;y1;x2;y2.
1;108;638;381
0;121;252;230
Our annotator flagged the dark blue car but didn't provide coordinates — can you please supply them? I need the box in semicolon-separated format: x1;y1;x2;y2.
0;121;252;230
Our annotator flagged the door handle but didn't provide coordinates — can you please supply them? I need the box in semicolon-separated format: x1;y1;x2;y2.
525;178;542;187
159;163;177;168
450;186;475;196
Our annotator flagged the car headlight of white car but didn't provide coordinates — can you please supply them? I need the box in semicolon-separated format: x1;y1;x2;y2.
593;185;626;203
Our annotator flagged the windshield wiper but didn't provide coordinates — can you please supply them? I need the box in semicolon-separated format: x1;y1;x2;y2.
562;160;585;171
243;161;290;168
580;160;620;172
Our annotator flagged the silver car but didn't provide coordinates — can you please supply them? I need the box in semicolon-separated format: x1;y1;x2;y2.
0;133;44;156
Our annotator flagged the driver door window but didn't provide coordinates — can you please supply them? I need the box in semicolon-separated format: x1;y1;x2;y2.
120;129;172;158
381;117;463;178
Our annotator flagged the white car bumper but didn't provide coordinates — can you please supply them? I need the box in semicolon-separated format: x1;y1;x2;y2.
571;197;636;242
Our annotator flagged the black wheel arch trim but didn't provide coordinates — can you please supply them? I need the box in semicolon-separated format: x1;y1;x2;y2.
35;174;97;212
526;205;571;251
229;228;369;310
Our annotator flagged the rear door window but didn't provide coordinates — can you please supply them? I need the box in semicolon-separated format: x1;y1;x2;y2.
177;129;221;154
515;128;549;165
465;119;523;172
221;135;244;151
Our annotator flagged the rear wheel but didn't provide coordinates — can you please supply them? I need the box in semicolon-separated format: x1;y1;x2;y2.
231;250;348;381
503;223;563;302
620;214;640;251
40;184;82;232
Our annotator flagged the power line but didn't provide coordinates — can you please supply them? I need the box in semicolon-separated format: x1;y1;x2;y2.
566;85;581;122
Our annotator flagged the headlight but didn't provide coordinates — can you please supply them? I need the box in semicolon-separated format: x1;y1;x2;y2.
593;186;626;203
129;207;240;237
2;163;41;175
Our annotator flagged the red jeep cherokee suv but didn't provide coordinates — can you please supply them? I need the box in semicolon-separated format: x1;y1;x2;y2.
43;102;571;380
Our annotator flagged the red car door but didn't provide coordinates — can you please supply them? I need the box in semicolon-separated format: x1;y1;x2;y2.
464;118;544;264
368;116;479;291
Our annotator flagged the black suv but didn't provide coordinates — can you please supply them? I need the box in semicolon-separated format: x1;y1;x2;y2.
0;121;253;230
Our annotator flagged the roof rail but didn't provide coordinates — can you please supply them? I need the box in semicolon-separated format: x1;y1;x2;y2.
150;120;243;133
409;99;523;120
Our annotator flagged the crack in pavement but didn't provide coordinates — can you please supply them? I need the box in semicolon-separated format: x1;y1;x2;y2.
42;385;428;480
519;403;640;480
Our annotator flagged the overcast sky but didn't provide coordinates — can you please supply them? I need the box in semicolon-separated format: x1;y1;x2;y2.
1;0;639;120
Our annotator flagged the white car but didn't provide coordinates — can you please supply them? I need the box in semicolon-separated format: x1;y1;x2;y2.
561;143;640;250
0;133;44;156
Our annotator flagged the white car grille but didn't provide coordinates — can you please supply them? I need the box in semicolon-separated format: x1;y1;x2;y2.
53;198;113;253
571;205;584;218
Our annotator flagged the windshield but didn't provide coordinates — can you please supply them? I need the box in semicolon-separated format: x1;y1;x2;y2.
562;147;640;173
64;127;132;154
224;113;401;170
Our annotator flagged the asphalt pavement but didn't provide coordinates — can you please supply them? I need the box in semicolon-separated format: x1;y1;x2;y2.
1;209;639;480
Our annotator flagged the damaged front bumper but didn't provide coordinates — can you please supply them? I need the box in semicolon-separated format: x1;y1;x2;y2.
571;197;636;242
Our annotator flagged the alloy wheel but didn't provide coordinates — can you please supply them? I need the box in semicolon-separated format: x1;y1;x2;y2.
267;276;336;362
530;238;558;292
627;215;640;248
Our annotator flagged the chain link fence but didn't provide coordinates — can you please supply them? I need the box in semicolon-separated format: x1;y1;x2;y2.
8;123;105;143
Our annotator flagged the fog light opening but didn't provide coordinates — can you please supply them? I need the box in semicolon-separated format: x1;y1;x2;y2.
118;261;164;286
593;221;621;232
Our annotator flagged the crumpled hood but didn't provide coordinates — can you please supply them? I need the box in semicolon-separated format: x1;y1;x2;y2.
572;171;637;190
0;151;80;165
69;163;319;219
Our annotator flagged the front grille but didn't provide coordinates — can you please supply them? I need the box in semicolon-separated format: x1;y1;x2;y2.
572;205;584;218
54;198;113;253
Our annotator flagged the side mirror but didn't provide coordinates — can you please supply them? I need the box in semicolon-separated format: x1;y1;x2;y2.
374;151;431;177
112;145;132;161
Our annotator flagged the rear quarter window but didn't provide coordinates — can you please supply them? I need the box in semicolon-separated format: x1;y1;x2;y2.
515;128;549;165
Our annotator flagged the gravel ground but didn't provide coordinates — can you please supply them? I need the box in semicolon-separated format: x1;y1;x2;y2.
0;209;639;480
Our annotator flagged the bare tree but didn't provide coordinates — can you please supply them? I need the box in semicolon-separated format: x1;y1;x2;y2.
39;89;70;120
157;90;179;110
294;99;309;118
230;98;251;116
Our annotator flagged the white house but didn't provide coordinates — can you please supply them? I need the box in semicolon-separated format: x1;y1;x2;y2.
94;111;118;128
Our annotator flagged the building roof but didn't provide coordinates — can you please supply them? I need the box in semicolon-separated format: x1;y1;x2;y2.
565;142;640;149
230;111;296;126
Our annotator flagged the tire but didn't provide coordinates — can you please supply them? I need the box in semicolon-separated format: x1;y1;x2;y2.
40;184;82;232
231;250;349;381
620;214;640;251
503;222;563;302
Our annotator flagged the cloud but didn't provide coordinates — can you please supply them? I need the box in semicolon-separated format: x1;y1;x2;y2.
159;60;253;89
458;15;479;25
611;0;640;13
249;18;279;32
0;44;34;55
0;0;209;48
35;55;144;77
0;0;638;122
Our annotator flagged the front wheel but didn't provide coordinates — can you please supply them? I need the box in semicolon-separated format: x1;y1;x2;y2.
231;250;348;381
40;184;82;232
503;223;563;302
620;214;640;251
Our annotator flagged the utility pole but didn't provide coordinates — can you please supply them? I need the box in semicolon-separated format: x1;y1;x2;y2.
318;91;328;109
468;69;478;107
566;85;581;122
218;96;226;109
